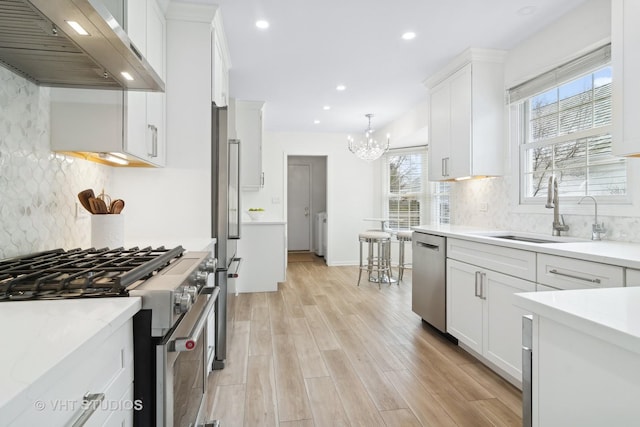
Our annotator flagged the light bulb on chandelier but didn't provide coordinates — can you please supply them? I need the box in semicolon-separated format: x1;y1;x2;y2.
347;114;390;161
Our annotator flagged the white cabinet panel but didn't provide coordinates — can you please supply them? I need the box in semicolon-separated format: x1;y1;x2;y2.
237;101;265;191
447;258;483;353
612;0;640;157
626;268;640;286
236;223;286;292
484;271;535;379
428;80;451;180
10;320;134;426
537;253;624;290
447;238;537;282
447;258;534;382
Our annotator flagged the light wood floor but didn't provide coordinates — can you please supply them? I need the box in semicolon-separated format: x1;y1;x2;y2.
205;256;522;426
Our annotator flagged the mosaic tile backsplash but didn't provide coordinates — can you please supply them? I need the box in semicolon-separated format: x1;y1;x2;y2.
0;67;111;259
451;174;640;243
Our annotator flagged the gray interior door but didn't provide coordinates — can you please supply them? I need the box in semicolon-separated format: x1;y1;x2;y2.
287;163;311;251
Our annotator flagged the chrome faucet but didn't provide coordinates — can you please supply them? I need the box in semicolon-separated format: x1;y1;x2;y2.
578;195;606;240
545;176;570;236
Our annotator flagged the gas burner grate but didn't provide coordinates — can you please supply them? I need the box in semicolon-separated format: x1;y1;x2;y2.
0;246;184;301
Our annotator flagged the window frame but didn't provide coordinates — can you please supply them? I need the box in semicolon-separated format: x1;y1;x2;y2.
512;53;630;207
382;147;429;231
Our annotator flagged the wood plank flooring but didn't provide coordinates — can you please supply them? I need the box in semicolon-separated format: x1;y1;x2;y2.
205;256;522;426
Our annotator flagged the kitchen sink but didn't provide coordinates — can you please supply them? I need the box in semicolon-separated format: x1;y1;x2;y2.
491;235;561;244
468;231;583;244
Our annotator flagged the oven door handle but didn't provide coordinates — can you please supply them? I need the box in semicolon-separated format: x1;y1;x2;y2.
170;287;220;352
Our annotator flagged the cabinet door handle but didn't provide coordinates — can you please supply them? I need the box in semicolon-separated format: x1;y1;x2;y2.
71;393;105;427
548;269;601;284
442;157;449;177
474;271;481;297
480;272;487;300
148;124;158;158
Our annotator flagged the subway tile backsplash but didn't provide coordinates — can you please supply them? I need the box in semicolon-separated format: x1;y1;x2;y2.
0;67;110;259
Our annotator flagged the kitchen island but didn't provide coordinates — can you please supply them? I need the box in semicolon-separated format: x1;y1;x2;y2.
514;287;640;426
0;298;141;426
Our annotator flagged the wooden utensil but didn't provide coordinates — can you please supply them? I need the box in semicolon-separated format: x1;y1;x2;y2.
89;197;108;214
110;199;125;214
77;189;95;213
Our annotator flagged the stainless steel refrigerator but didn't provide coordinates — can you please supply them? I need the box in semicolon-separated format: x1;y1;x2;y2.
211;102;241;370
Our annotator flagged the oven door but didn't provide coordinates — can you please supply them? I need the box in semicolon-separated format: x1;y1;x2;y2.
157;287;220;427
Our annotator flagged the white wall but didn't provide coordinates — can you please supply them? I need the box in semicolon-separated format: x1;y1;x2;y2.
242;131;376;266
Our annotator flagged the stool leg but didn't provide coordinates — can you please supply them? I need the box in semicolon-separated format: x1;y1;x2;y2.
367;240;374;282
386;240;394;283
357;240;363;286
398;240;405;281
376;240;382;289
385;240;393;285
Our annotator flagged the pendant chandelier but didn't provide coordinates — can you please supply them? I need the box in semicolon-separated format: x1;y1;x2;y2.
347;114;390;161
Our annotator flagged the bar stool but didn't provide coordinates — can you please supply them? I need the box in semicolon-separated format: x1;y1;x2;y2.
357;231;393;288
396;230;413;281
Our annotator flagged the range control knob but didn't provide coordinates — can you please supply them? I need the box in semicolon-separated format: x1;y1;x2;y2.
174;292;192;315
203;258;217;273
195;270;209;286
184;285;198;302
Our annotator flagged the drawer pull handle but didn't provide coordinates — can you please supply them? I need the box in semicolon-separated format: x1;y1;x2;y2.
549;269;601;284
71;393;105;427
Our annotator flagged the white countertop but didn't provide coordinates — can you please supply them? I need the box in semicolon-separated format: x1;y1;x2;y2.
412;224;640;270
0;298;141;423
514;287;640;355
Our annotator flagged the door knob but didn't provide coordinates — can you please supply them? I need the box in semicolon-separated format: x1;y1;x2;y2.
304;207;309;217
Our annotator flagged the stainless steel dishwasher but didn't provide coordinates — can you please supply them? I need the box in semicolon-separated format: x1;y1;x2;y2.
412;231;447;333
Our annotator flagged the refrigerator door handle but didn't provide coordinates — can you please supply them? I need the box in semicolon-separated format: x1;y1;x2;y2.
228;139;241;239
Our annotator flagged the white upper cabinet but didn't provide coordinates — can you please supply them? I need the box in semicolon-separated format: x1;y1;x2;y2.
50;0;166;167
425;49;506;181
125;0;166;167
612;0;640;157
236;100;265;191
212;31;230;107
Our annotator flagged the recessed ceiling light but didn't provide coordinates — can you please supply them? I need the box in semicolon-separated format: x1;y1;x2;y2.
66;20;89;36
314;120;320;124
401;31;416;40
323;105;331;111
256;20;270;29
517;6;537;15
336;84;346;91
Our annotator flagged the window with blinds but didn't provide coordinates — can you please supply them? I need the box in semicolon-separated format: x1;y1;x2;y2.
384;150;427;230
509;44;627;203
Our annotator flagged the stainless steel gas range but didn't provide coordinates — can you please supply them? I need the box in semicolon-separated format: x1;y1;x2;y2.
0;245;221;427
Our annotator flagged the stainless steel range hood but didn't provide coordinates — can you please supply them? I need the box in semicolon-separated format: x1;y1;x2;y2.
0;0;164;91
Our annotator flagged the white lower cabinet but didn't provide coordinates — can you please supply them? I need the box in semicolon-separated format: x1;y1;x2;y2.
236;222;286;292
13;319;134;426
447;258;535;382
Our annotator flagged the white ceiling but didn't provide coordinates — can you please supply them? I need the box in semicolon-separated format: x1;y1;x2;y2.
172;0;587;134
